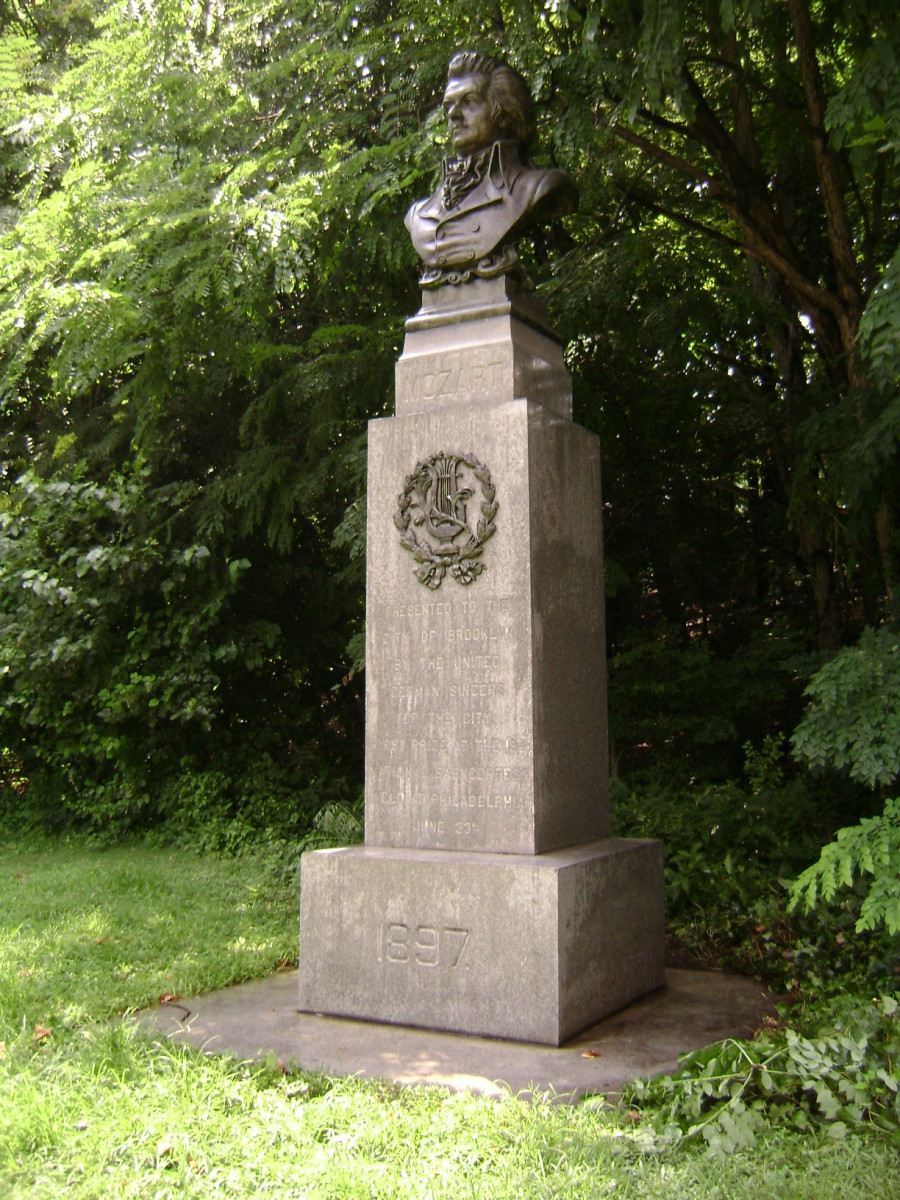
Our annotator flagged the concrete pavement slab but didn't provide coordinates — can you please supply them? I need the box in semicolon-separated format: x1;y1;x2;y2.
133;967;776;1100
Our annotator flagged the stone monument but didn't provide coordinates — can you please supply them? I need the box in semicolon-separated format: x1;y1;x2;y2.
298;51;665;1045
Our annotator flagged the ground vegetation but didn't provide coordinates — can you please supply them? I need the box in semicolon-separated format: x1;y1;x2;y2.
0;836;898;1196
1;1;898;1178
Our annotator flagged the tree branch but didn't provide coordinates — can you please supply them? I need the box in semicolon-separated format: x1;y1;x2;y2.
612;120;844;326
611;123;719;190
788;0;862;372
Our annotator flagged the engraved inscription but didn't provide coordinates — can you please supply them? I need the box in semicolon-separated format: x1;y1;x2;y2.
397;353;506;407
387;601;453;618
376;922;469;967
367;591;530;844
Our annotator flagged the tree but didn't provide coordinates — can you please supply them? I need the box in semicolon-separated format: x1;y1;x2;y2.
1;0;897;824
0;0;408;826
544;0;900;651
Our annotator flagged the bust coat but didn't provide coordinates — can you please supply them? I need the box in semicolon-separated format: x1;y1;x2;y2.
405;140;577;274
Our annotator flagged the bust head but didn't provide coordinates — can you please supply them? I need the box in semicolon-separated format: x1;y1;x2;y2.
406;52;576;289
442;52;535;157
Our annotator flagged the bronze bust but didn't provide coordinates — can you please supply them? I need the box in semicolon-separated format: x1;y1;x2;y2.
405;52;578;289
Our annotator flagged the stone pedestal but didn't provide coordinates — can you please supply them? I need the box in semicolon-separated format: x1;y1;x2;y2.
299;841;664;1045
299;278;664;1046
364;398;607;855
395;276;572;420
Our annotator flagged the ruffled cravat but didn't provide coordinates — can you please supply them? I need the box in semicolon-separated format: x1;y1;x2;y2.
441;145;494;210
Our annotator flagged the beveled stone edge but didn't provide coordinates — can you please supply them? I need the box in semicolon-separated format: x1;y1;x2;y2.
405;297;561;343
301;837;660;870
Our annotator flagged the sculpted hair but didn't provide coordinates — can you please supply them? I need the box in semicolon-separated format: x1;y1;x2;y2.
447;51;536;150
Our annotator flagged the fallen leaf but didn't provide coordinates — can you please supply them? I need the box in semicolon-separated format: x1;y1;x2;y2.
159;992;179;1005
32;1024;52;1043
581;1049;602;1058
264;1051;287;1075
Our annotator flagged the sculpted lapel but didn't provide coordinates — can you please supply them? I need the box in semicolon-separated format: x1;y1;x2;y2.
406;141;572;275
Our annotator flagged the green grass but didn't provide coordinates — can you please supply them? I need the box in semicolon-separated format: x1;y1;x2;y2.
0;838;298;1033
1;835;898;1199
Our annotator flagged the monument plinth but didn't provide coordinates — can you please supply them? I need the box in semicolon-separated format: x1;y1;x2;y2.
396;275;573;419
299;51;664;1045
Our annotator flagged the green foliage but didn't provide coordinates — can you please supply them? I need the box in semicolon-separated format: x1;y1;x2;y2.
615;740;897;994
1;470;256;825
609;629;804;782
829;25;900;396
1;0;900;834
789;626;900;935
0;462;362;837
0;471;236;822
0;0;414;833
792;626;900;790
295;798;364;853
625;995;900;1154
790;800;900;935
859;247;900;392
615;738;833;910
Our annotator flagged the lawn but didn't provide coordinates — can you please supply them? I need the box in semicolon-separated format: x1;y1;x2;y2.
1;836;898;1199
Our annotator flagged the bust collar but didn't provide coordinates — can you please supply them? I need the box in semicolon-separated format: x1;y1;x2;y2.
441;139;526;194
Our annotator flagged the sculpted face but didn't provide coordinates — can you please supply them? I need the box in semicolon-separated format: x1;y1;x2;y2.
442;73;497;156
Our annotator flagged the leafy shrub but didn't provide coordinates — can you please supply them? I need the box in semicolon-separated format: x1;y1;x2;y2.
0;471;241;830
614;740;829;920
613;739;895;992
608;628;804;783
0;469;363;842
624;994;900;1153
791;626;900;790
791;799;900;935
789;626;900;937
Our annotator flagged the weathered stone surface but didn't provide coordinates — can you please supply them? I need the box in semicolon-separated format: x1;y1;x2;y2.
365;399;608;855
298;839;665;1045
396;278;572;419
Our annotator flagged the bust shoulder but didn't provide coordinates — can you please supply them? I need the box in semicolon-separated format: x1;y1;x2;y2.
509;165;578;220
